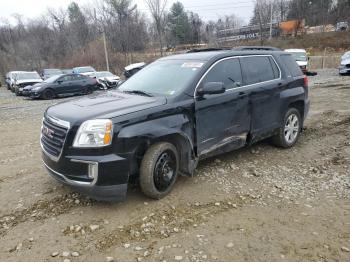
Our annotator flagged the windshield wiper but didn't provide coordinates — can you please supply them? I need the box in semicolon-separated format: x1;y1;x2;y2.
123;90;154;97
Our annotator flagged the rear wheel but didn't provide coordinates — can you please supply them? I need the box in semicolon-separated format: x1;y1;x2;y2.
42;89;55;100
271;108;302;148
140;142;179;199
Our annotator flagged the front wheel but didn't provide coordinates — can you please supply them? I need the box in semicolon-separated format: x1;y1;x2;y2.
42;89;55;100
140;142;179;199
271;108;302;148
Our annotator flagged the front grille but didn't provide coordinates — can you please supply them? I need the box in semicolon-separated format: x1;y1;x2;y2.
41;117;68;159
346;64;350;68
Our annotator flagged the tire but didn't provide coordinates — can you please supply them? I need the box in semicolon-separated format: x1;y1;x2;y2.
42;89;55;100
271;108;302;148
140;142;179;199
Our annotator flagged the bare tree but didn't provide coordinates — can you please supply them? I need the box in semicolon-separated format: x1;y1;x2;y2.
145;0;168;55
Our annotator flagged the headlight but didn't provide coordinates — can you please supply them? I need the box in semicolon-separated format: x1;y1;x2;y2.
73;119;113;148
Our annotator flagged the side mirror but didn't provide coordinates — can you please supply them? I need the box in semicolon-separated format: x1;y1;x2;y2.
57;80;63;84
197;82;225;97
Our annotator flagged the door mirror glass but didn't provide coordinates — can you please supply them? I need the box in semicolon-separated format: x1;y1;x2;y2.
57;80;63;84
197;82;225;96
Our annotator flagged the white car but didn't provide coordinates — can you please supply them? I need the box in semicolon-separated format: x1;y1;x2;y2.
5;71;24;90
13;71;43;95
95;71;120;89
339;51;350;75
285;49;308;73
72;66;96;78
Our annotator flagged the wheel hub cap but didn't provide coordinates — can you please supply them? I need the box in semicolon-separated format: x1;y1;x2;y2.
284;114;299;144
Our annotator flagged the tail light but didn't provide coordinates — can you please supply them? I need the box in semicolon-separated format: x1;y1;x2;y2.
303;75;308;88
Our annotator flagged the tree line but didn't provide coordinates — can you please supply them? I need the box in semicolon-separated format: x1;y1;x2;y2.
0;0;349;77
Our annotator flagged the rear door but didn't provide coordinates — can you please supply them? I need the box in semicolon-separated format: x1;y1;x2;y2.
195;57;250;157
240;55;282;138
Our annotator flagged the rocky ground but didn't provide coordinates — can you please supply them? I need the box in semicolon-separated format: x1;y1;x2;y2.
0;69;349;262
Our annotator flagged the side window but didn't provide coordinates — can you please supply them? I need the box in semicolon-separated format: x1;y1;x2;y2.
241;56;276;85
201;58;243;90
269;57;280;78
280;54;303;77
60;75;73;82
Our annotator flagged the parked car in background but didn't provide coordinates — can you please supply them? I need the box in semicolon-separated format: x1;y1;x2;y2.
13;71;43;95
5;71;22;90
40;48;309;201
285;49;309;74
336;21;348;32
73;66;96;78
124;62;146;79
95;71;120;89
42;69;63;80
339;51;350;75
25;74;98;99
62;69;73;74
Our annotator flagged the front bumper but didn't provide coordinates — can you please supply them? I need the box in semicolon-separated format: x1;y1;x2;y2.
339;66;350;74
42;150;130;202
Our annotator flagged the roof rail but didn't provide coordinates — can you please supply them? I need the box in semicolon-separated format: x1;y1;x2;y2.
186;48;229;53
233;46;281;51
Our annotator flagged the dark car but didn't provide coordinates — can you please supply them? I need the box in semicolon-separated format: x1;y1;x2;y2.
41;48;310;201
124;62;146;79
27;74;98;99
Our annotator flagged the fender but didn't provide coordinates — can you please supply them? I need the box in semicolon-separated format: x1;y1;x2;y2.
279;86;306;117
117;114;196;176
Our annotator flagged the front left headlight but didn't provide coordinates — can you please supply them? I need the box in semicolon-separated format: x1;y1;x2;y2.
73;119;113;148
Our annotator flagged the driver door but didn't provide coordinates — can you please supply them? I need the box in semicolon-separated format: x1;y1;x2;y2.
195;57;251;157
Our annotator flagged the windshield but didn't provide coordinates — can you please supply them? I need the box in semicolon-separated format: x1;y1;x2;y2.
44;69;62;75
16;72;41;80
119;60;203;96
44;75;63;83
75;67;95;73
289;52;308;62
96;72;114;77
342;52;350;60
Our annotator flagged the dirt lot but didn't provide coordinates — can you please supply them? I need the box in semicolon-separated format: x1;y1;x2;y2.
0;70;349;262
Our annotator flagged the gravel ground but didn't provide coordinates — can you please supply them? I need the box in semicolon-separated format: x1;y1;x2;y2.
0;69;349;262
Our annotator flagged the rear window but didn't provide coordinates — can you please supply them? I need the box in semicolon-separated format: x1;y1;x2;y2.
240;56;277;85
280;54;303;77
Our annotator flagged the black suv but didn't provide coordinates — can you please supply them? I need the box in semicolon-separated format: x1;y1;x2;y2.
41;48;310;201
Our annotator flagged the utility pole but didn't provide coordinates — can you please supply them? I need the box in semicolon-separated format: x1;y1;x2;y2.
269;1;273;40
103;31;110;72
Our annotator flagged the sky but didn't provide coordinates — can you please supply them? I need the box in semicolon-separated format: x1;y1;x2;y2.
0;0;255;24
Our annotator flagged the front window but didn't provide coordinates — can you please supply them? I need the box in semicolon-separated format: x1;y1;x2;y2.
44;75;63;83
342;52;350;60
16;72;41;80
289;52;308;62
119;60;203;96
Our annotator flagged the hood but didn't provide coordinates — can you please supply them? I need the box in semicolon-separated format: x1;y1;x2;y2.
296;61;308;66
341;58;350;65
98;76;120;82
46;91;167;124
16;79;43;85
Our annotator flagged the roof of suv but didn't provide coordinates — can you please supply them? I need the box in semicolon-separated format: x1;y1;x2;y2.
160;49;286;61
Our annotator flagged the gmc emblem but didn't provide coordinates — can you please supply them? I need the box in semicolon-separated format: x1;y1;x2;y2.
42;126;54;139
